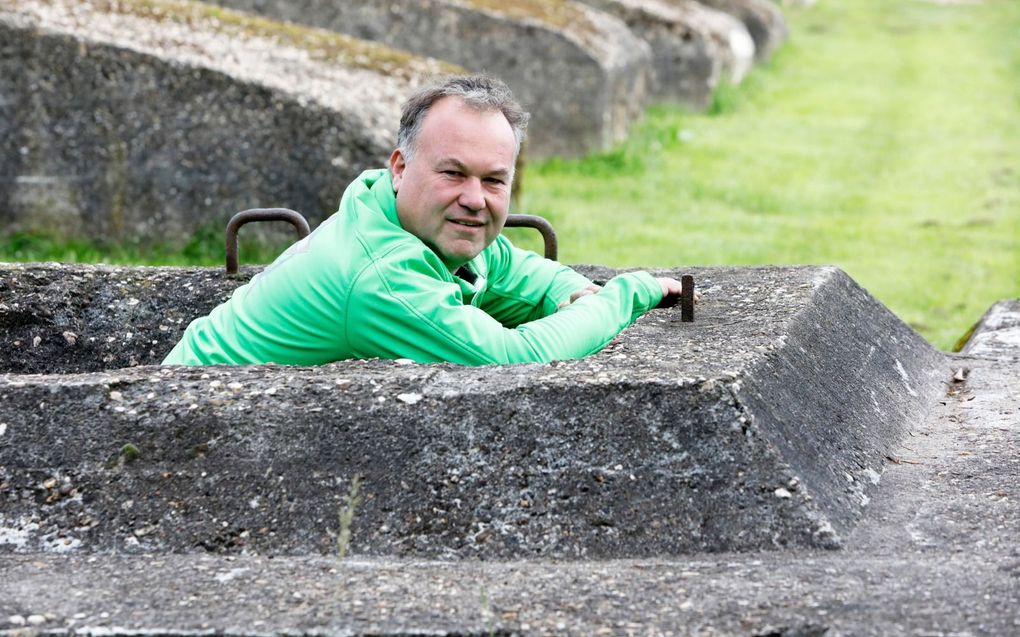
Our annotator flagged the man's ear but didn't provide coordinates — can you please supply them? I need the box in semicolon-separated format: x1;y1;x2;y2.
389;148;406;192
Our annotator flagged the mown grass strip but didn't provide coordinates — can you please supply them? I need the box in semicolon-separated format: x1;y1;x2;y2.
513;0;1020;349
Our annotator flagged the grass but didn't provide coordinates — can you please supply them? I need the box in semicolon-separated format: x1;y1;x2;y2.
4;0;1018;350
1;222;291;268
509;0;1020;350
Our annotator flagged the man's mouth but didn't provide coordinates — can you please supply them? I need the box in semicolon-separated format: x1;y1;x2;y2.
449;219;485;228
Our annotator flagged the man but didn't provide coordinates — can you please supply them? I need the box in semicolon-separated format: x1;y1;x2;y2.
163;75;688;366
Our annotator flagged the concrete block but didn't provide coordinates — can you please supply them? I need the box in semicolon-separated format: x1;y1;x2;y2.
578;0;754;106
204;0;653;158
0;264;947;558
696;0;788;59
960;300;1020;359
0;0;449;244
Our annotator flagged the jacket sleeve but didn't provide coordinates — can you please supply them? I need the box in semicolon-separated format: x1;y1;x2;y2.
479;235;595;327
344;243;663;366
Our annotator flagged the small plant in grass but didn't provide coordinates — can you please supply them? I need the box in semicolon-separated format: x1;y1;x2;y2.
707;80;743;116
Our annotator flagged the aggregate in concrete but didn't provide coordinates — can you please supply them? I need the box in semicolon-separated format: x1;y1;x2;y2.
0;319;1017;635
0;0;449;244
204;0;653;158
0;264;946;558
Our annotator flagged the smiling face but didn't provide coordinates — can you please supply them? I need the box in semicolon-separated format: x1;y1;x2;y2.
389;96;517;270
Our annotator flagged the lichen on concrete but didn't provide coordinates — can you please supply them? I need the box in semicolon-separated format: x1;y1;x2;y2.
464;0;595;35
89;0;461;79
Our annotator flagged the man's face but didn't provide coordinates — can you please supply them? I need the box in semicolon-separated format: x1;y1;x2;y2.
390;97;516;270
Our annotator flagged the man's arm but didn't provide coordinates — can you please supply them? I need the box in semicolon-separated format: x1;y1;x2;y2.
478;235;594;327
480;236;694;319
344;243;663;365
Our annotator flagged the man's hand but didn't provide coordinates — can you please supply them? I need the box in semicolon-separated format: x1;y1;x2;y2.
656;277;700;308
557;284;602;310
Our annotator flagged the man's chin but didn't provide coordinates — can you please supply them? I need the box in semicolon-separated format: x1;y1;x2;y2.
437;241;486;267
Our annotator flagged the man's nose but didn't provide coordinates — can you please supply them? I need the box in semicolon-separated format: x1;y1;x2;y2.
458;177;486;212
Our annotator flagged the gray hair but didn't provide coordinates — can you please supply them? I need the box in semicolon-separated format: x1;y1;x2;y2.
396;75;529;163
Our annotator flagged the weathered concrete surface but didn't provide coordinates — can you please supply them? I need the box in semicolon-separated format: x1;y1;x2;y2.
1;322;1016;634
0;264;946;558
0;263;257;372
697;0;788;59
0;0;449;244
578;0;755;106
205;0;653;158
960;300;1020;359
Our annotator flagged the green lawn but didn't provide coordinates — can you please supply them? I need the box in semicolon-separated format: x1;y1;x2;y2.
509;0;1020;350
5;0;1018;350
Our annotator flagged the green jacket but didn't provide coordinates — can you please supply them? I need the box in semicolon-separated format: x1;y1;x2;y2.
162;169;663;366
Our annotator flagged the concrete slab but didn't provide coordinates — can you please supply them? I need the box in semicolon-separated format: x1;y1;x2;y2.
0;0;449;244
204;0;653;158
2;334;1017;635
0;264;946;558
578;0;755;106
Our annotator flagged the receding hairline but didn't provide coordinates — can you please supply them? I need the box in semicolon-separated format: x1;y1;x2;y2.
395;74;529;163
419;95;518;147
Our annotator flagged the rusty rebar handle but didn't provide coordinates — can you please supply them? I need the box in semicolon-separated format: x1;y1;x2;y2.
225;208;311;276
681;274;695;322
655;273;696;323
505;214;558;261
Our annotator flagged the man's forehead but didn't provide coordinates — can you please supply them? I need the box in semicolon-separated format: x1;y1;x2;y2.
420;98;514;142
435;155;512;176
415;99;516;170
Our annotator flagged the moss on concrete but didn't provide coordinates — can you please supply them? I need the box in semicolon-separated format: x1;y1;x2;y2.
464;0;600;45
91;0;462;79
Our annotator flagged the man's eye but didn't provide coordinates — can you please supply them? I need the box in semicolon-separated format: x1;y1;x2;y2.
441;170;462;177
484;177;506;186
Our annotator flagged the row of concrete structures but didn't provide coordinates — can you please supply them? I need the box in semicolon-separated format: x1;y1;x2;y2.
1;0;793;244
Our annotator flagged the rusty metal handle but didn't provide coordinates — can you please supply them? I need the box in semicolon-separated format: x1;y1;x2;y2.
681;274;695;322
225;208;311;276
504;214;558;261
656;273;696;323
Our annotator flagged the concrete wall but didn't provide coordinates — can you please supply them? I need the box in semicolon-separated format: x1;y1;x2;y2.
206;0;654;158
0;0;447;244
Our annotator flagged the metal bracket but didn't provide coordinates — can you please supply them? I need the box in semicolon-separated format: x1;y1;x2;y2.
225;208;311;276
505;214;558;261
